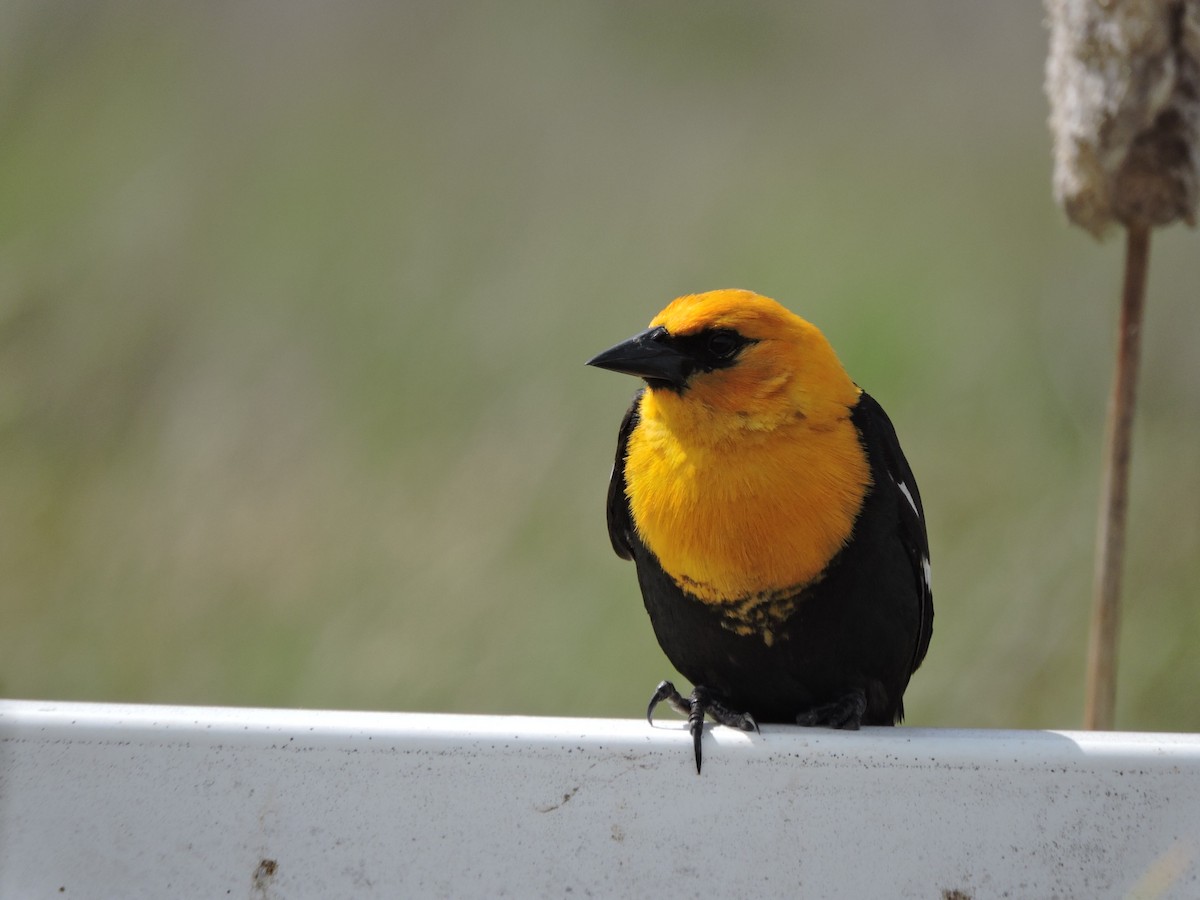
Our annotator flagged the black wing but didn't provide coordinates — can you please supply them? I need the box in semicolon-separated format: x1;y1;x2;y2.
605;389;644;561
857;391;934;677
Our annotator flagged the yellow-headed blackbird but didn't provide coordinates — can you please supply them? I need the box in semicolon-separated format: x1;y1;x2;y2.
587;289;933;771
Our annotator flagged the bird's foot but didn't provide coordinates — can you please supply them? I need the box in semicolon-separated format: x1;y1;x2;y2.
795;688;867;730
646;680;758;773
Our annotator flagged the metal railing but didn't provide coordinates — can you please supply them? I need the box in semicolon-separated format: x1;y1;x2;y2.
2;700;1198;898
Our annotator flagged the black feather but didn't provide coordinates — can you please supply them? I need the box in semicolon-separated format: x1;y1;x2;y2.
605;389;643;561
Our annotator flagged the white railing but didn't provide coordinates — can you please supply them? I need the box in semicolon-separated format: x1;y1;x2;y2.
2;700;1198;898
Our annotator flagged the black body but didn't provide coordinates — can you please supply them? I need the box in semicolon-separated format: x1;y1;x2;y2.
606;388;933;726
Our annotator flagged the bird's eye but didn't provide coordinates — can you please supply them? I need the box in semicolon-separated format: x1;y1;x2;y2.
706;330;740;358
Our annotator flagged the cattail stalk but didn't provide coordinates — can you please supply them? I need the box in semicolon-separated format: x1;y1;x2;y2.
1084;224;1149;730
1045;0;1199;729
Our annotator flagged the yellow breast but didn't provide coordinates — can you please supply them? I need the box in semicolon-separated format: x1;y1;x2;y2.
626;391;870;606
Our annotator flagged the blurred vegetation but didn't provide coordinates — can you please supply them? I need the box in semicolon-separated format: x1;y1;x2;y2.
1;2;1197;731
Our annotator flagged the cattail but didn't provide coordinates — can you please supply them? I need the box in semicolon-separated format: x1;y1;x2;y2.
1044;0;1200;730
1046;0;1200;236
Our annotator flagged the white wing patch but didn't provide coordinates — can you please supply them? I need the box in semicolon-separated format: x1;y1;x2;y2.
886;459;929;592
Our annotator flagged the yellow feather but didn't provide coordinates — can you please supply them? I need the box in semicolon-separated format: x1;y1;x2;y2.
625;290;870;607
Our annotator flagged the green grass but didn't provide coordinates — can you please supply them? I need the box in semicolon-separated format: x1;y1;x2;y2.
2;2;1198;732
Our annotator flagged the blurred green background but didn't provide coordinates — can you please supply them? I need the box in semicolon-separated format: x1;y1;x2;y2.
2;2;1197;731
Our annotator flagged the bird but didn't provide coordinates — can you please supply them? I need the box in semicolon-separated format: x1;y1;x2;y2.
586;289;932;772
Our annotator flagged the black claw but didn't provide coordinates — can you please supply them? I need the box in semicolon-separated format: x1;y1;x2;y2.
688;685;710;773
645;681;758;774
646;680;670;724
647;679;690;725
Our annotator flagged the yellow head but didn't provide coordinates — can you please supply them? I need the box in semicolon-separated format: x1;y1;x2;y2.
590;288;861;443
655;290;862;437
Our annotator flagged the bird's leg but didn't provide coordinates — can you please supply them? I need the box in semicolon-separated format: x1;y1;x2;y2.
795;687;867;729
646;680;759;773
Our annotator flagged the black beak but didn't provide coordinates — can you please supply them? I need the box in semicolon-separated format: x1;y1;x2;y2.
586;326;690;391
